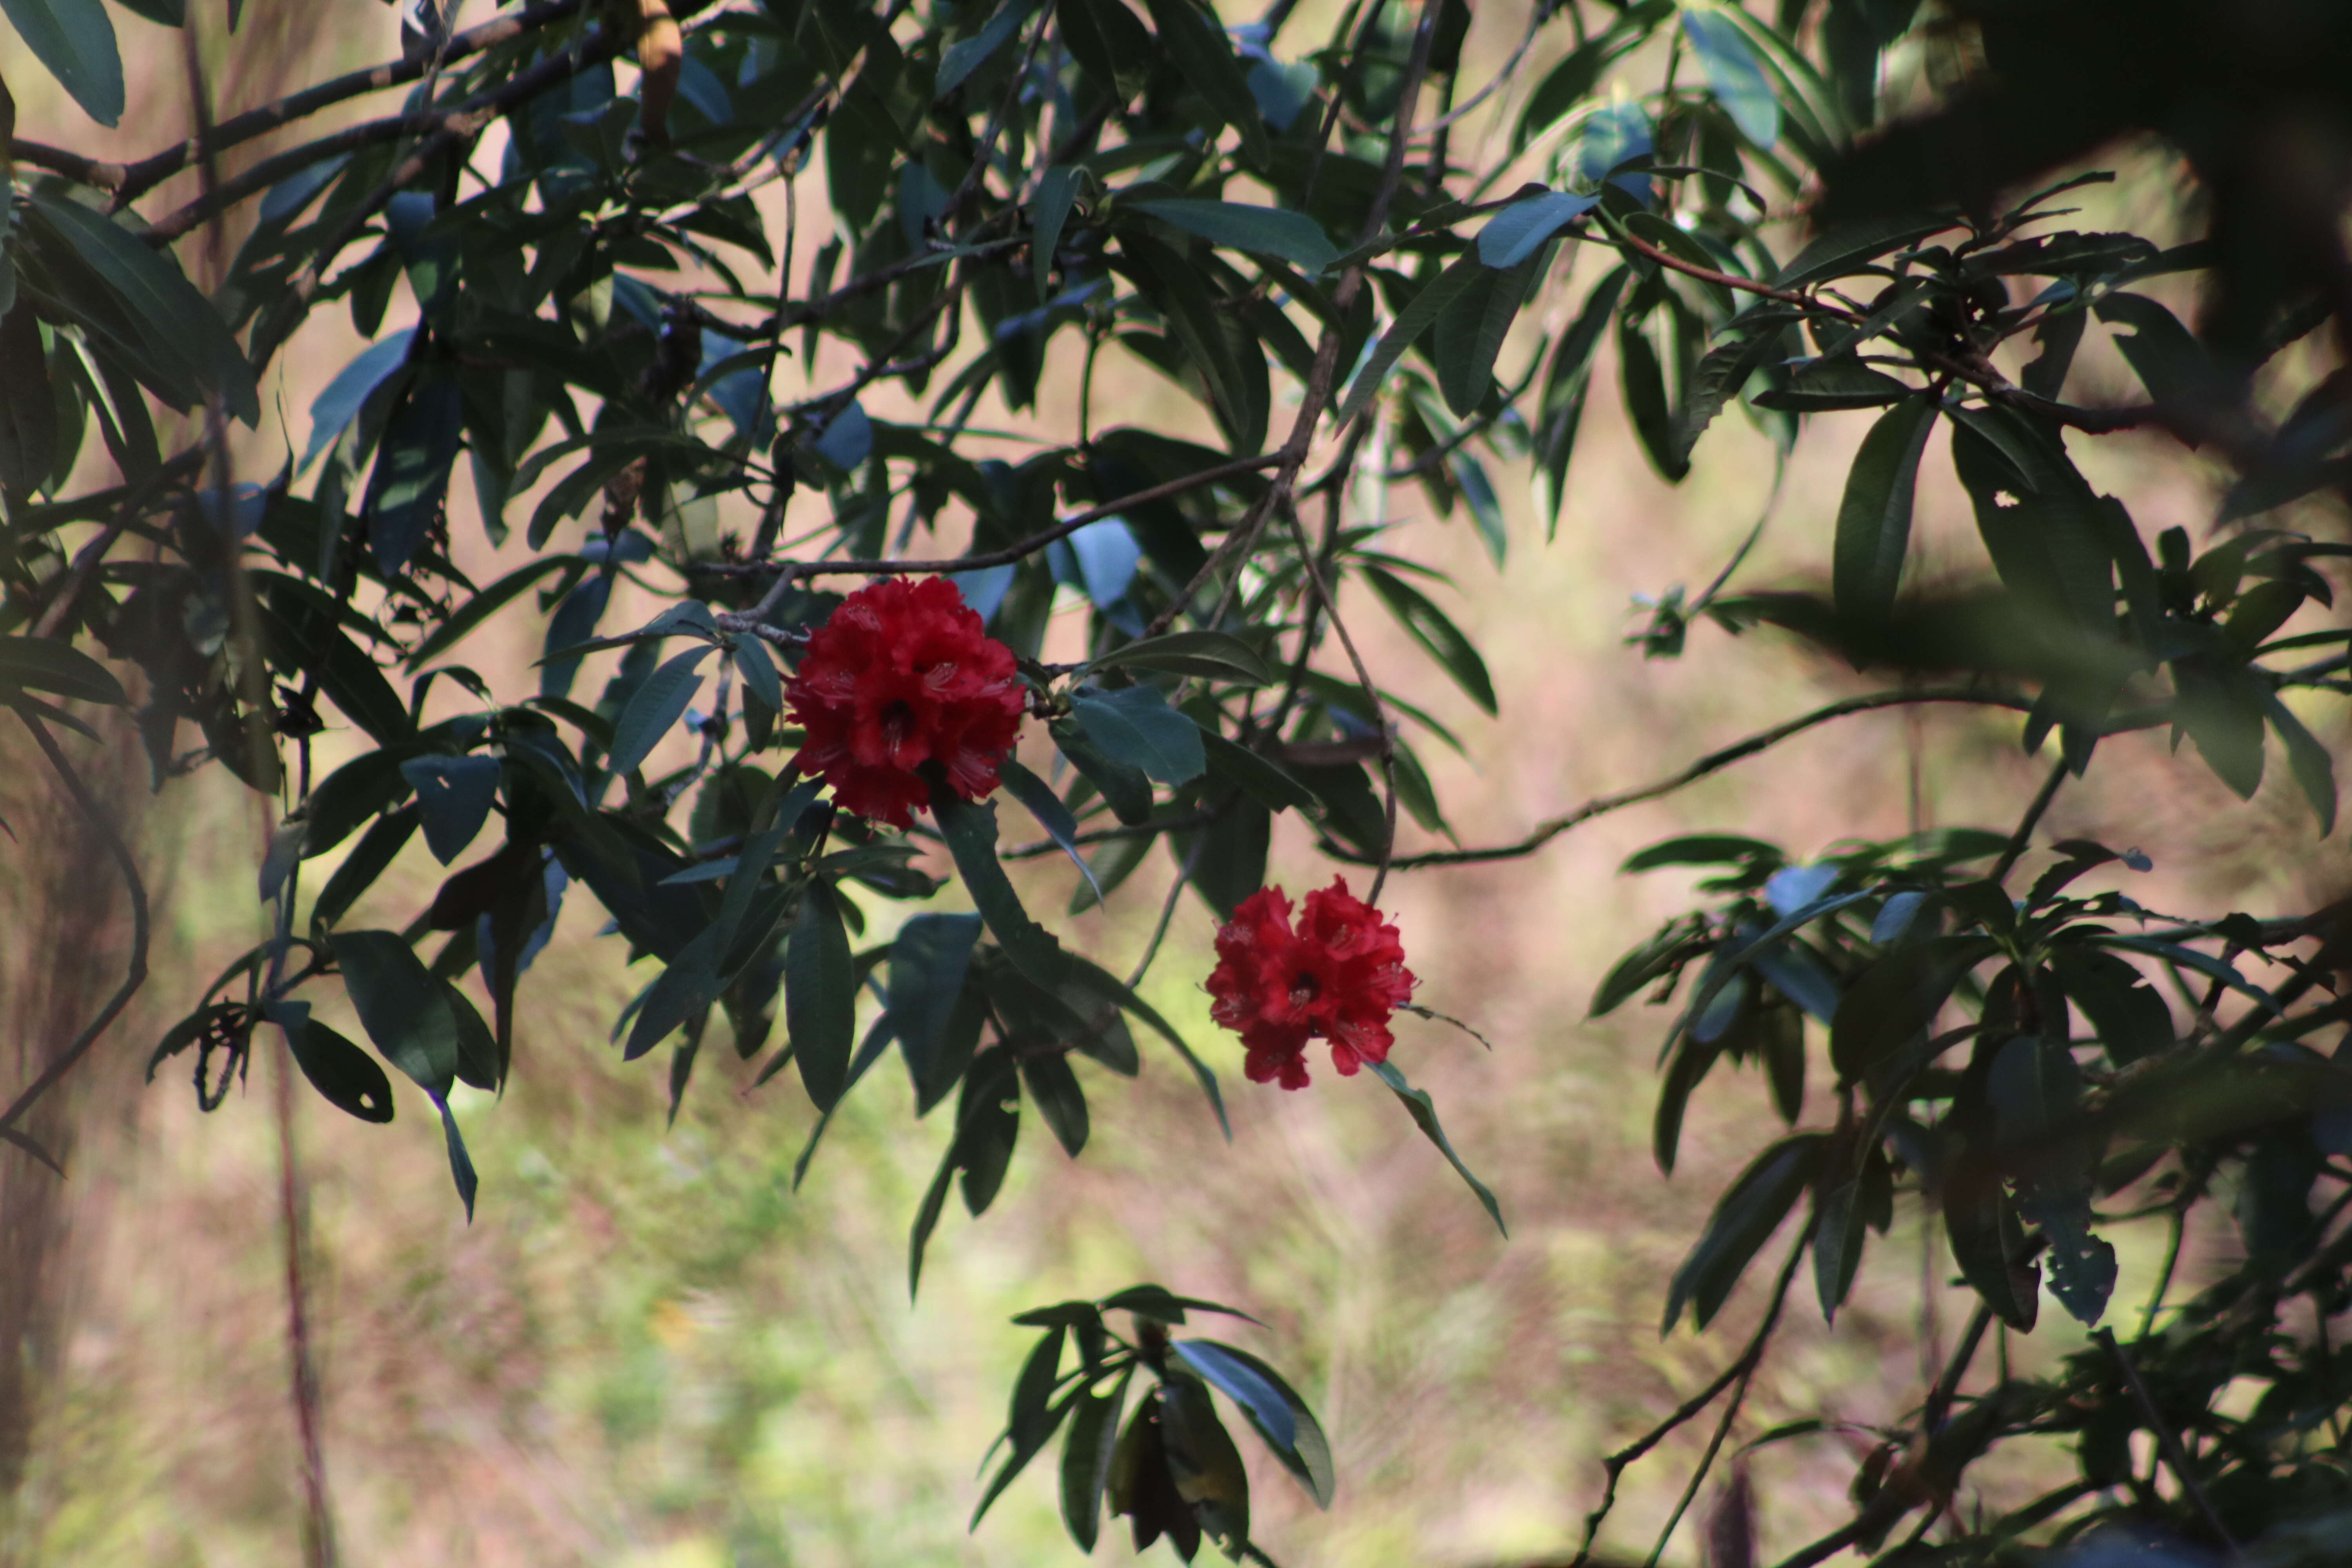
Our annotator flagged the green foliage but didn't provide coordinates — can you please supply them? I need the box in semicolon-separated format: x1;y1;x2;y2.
8;0;2352;1560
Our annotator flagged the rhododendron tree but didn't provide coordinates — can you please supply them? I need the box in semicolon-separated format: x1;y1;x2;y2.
9;0;2352;1561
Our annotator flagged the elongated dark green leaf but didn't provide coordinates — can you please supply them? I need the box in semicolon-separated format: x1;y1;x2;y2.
1533;265;1631;533
936;0;1030;97
0;0;124;126
1052;717;1154;825
1136;200;1336;274
1195;726;1315;813
1019;1050;1089;1155
1072;685;1206;784
432;1090;479;1220
887;911;984;1088
24;191;256;421
1172;1339;1294;1449
1770;211;1951;289
2267;694;2338;836
1090;630;1272;685
1137;0;1269;163
332;929;458;1094
607;644;717;777
1682;8;1778;146
1034;166;1085;305
1829;935;1994;1086
1368;1060;1505;1235
1183;1340;1334;1507
998;758;1106;904
788;882;856;1111
1057;0;1152;100
931;786;1069;990
1618;310;1687;483
1063;954;1227;1136
1362;567;1495;713
265;1000;396;1124
1116;231;1268;454
1813;1177;1865;1323
1833;395;1939;620
1477;191;1597;269
1337;254;1485;428
1061;1369;1132;1550
1433;253;1538;417
1663;1132;1822;1334
0;634;127;706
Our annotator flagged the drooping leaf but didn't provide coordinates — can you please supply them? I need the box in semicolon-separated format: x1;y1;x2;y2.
0;634;128;706
1832;395;1939;620
606;643;718;777
264;1000;396;1125
931;786;1069;991
332;929;459;1094
1362;567;1496;713
398;755;502;866
788;881;856;1111
1662;1133;1823;1334
0;0;125;126
1368;1060;1505;1235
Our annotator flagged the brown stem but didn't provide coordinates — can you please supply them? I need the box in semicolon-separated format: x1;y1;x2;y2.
1370;688;2039;870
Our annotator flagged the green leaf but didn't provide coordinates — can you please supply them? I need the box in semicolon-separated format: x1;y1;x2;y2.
606;643;717;777
432;1091;479;1221
931;786;1069;991
1433;252;1538;417
1195;726;1315;813
997;758;1107;904
1019;1050;1090;1156
936;0;1031;97
1063;954;1227;1136
1477;191;1597;270
1749;357;1912;412
1812;1176;1866;1323
2267;694;2337;836
1060;1369;1133;1551
788;881;856;1111
2049;946;2172;1067
1532;266;1631;533
1336;254;1485;429
265;1000;396;1124
1090;630;1272;685
1682;8;1779;147
309;806;417;935
1832;395;1939;620
1056;0;1152;101
1172;1340;1294;1448
1116;230;1269;454
1617;309;1687;483
332;929;459;1095
1770;211;1952;290
1033;166;1085;305
1072;684;1207;785
1099;1283;1261;1324
1182;1341;1333;1507
1368;1060;1505;1236
1944;1147;2039;1330
1362;567;1496;713
0;634;128;706
397;755;501;866
1662;1133;1822;1334
1159;1376;1251;1557
0;0;125;126
22;191;257;423
1829;936;1995;1086
1135;200;1336;275
1052;716;1154;825
887;912;984;1093
1136;0;1269;164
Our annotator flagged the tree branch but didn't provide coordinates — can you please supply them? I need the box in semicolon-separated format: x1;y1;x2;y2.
1367;688;2036;870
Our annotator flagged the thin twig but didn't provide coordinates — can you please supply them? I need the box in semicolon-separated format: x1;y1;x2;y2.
2095;1328;2238;1553
1370;688;2037;870
1573;1225;1810;1567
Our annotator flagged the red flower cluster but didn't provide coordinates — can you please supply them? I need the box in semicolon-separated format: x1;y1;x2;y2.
1205;877;1417;1090
784;577;1027;829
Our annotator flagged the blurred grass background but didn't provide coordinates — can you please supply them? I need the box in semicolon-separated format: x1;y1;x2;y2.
6;2;2351;1564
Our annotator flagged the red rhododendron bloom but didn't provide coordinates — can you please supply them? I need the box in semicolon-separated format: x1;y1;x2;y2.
784;577;1027;829
1205;877;1417;1089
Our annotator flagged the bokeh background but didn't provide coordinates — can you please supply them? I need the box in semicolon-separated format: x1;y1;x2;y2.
5;2;2348;1564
